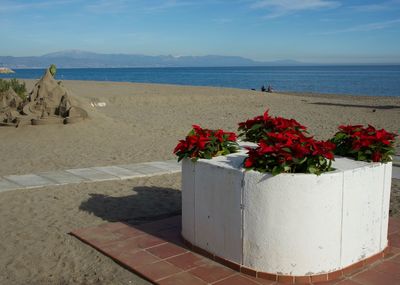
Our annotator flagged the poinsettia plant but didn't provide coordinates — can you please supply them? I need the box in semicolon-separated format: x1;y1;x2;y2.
330;124;397;163
174;125;239;162
244;128;336;175
238;110;335;175
238;110;307;142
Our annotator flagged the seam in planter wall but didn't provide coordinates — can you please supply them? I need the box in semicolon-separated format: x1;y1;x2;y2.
339;171;345;266
241;175;245;265
379;164;387;250
193;162;196;248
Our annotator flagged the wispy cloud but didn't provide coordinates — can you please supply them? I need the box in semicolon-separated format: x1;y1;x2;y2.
250;0;340;19
350;0;400;12
314;18;400;35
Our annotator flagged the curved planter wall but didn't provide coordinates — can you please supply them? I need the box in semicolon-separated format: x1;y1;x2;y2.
181;150;392;277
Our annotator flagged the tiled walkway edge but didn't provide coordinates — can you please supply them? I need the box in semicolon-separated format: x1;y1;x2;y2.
0;155;399;193
71;216;400;285
0;160;180;193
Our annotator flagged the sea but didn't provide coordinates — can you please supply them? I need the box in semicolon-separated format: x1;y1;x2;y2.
1;65;400;97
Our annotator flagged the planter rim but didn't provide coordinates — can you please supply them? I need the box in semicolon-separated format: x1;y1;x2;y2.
184;155;390;177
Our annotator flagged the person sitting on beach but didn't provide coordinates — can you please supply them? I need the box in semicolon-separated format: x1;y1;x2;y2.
261;85;266;92
267;85;273;93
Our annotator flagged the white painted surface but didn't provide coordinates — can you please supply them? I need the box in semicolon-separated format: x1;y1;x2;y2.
194;155;244;263
181;159;196;243
380;163;392;250
181;153;392;276
243;170;343;275
340;163;385;267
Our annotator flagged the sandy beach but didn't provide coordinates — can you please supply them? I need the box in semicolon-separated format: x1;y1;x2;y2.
0;80;399;284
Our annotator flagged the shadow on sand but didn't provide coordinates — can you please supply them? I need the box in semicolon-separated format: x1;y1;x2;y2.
79;186;182;226
309;102;400;110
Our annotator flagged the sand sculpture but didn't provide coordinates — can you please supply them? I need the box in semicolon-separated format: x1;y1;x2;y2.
0;65;88;127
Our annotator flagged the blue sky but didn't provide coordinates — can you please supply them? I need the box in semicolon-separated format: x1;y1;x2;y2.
0;0;400;63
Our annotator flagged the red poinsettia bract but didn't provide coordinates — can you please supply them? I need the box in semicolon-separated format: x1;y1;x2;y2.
174;125;239;161
331;124;397;163
244;128;336;175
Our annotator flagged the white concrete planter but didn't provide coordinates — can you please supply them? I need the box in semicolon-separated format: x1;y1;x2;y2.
181;149;392;276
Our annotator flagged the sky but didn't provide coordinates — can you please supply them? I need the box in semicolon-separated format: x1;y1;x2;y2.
0;0;400;63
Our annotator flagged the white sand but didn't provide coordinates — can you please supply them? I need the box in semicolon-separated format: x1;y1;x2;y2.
0;80;399;284
0;80;398;176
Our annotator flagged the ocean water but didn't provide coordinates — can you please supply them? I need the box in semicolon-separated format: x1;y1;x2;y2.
1;65;400;97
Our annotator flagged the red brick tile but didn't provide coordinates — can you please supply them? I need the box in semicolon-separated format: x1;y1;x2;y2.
213;274;261;285
146;242;187;259
214;255;241;271
310;274;328;283
389;219;400;234
242;275;276;285
384;246;400;259
99;222;129;232
335;281;363;285
135;260;182;282
371;261;400;276
327;270;343;281
72;227;121;245
352;268;400;285
192;245;214;260
118;250;160;269
189;263;236;283
166;252;207;270
342;261;364;276
158;228;184;245
131;234;167;249
102;243;141;260
277;275;294;284
389;233;400;248
390;254;400;264
102;235;167;258
257;272;277;281
78;217;400;285
364;252;384;266
182;237;193;250
314;278;345;285
114;225;146;239
294;275;311;284
157;271;207;285
241;266;257;277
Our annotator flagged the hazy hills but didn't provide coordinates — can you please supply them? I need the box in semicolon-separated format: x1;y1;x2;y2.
0;50;304;68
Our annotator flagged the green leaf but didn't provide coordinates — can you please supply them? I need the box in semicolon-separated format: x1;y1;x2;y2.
272;166;283;176
308;166;318;174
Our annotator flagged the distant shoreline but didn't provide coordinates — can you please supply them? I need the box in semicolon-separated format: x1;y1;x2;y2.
17;78;399;100
2;65;399;97
3;64;400;69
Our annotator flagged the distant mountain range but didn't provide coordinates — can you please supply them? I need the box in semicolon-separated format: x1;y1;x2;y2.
0;50;306;68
